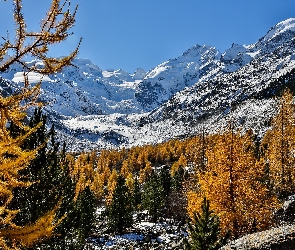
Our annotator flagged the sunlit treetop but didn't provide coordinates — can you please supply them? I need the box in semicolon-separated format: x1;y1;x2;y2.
0;0;81;74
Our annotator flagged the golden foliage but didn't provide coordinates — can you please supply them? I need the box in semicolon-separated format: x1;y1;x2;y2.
0;0;81;74
106;169;118;205
0;0;80;247
120;159;131;178
139;161;153;184
0;205;65;249
71;153;96;200
187;127;280;238
171;154;187;176
90;172;104;200
263;89;295;196
0;86;49;247
125;172;135;192
66;90;295;238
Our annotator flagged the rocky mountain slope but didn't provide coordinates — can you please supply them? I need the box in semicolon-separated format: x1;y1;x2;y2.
1;18;295;150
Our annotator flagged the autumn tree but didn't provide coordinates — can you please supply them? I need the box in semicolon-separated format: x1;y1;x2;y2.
90;171;105;201
139;160;153;183
106;169;118;205
263;89;295;198
185;130;207;172
0;0;80;74
0;0;80;248
187;127;279;238
171;154;187;177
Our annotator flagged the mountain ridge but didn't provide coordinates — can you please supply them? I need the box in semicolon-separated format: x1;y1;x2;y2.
1;17;295;150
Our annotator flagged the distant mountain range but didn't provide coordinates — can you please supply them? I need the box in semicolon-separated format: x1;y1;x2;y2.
1;18;295;151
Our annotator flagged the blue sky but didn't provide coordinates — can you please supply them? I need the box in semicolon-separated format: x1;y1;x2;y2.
0;0;295;73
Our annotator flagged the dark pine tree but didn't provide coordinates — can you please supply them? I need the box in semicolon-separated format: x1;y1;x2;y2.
171;166;185;191
9;108;50;226
9;108;97;249
166;166;187;222
132;177;142;210
68;186;97;249
142;170;164;223
184;197;229;250
107;175;133;235
160;165;172;197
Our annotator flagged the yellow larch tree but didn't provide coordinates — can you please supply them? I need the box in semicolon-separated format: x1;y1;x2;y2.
174;140;186;160
139;160;153;184
171;154;187;177
263;89;295;197
0;0;80;248
137;150;148;168
96;150;110;172
125;172;135;192
102;165;111;185
187;127;279;238
90;171;104;201
106;169;118;205
120;159;131;178
0;0;81;74
185;131;207;172
72;153;95;200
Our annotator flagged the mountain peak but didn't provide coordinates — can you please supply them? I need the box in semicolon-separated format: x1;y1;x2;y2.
182;44;217;58
262;17;295;42
132;68;146;80
221;44;248;61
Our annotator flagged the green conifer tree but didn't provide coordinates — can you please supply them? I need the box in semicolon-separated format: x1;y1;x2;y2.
132;177;142;210
9;109;97;249
9;108;54;226
172;166;185;191
67;186;97;249
107;175;133;234
166;166;187;221
160;165;172;197
184;197;229;250
142;171;164;223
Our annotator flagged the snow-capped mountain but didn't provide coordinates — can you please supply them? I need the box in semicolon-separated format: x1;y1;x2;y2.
147;18;295;124
1;18;295;151
135;44;221;110
1;58;147;117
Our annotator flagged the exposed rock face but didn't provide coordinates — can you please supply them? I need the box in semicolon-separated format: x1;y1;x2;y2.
221;223;295;250
274;195;295;225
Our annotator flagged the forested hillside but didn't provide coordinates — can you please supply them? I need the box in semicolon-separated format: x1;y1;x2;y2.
53;88;295;248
